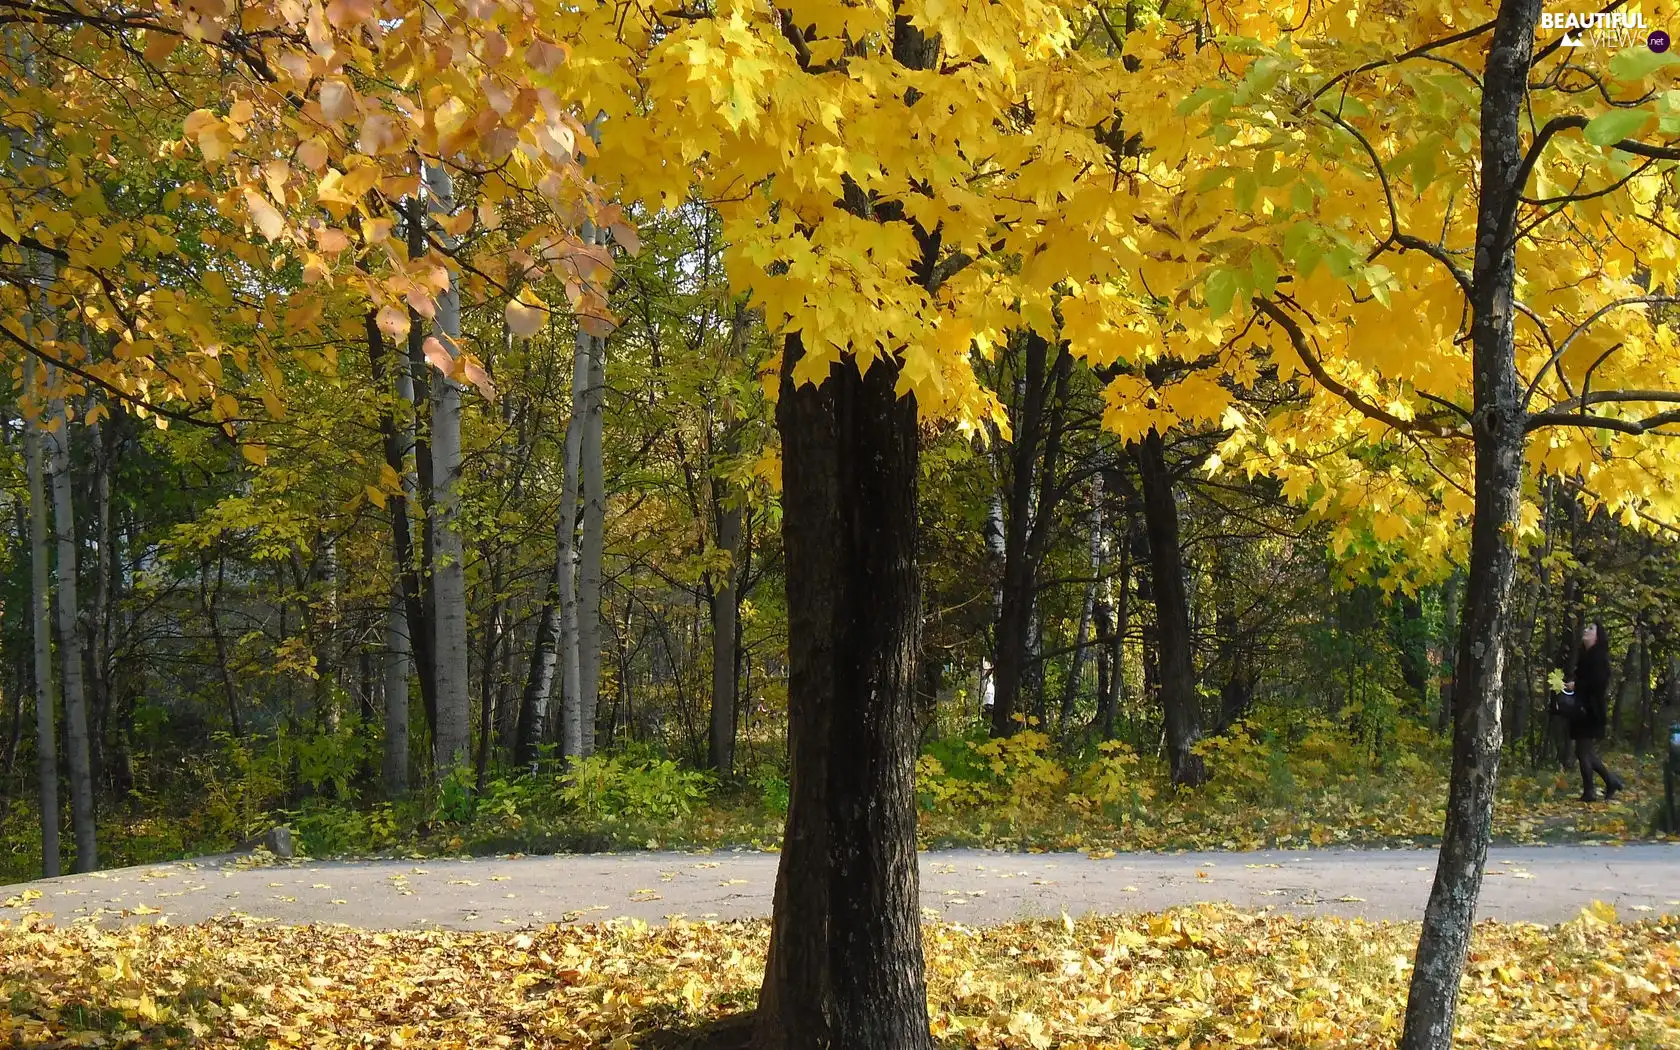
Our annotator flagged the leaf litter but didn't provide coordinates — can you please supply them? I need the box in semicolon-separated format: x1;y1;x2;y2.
1;903;1674;1048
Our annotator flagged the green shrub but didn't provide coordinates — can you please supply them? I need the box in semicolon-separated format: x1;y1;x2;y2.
561;752;714;823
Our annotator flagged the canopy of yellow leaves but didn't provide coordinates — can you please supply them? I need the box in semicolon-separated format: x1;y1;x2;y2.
1;905;1675;1048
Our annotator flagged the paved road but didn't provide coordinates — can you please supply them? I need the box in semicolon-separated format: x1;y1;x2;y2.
4;845;1676;931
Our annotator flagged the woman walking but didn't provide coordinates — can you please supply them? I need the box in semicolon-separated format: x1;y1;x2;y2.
1564;620;1624;802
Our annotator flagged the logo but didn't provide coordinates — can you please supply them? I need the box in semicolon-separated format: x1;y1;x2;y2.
1542;9;1655;49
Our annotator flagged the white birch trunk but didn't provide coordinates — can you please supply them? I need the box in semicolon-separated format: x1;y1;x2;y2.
24;357;59;877
556;324;588;761
577;302;606;758
47;366;96;871
424;161;470;777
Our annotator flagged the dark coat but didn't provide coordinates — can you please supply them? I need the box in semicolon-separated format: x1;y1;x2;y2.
1572;644;1611;741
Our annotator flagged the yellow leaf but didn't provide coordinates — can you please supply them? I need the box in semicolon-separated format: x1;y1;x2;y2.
242;444;268;467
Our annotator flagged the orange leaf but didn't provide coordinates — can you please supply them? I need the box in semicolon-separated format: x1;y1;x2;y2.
423;336;455;373
459;355;497;403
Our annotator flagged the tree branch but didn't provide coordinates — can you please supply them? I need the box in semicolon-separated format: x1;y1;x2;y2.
1520;295;1679;408
1254;298;1470;439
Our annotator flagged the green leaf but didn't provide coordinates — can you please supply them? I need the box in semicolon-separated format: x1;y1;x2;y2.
1233;172;1258;212
1251;247;1279;298
1195;166;1232;193
1290;180;1315;213
1205;267;1239;318
1609;47;1680;83
1176;85;1224;116
1583;107;1653;147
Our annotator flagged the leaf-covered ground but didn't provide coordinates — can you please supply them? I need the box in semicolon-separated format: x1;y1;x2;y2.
2;905;1676;1049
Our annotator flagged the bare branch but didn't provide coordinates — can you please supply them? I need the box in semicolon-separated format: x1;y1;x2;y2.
1526;408;1680;435
1307;20;1496;110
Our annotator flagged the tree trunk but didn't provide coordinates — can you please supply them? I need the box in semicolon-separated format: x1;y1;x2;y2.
25;357;60;879
1133;429;1206;786
990;334;1047;737
1096;509;1131;741
476;555;505;793
368;308;419;796
577;316;606;758
201;551;244;736
383;582;411;796
47;368;97;871
1401;4;1536;1045
403;200;440;743
709;497;744;776
88;411;113;786
753;334;930;1050
425;162;471;777
556;324;589;761
1059;473;1104;734
516;589;560;766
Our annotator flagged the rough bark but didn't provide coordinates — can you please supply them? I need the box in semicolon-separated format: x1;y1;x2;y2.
1133;429;1206;786
25;357;60;878
425;162;471;777
1400;3;1537;1046
753;333;930;1050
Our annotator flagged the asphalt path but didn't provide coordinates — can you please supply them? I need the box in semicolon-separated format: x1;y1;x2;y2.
4;845;1676;930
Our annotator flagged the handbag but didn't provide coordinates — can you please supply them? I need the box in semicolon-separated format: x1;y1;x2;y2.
1551;687;1580;720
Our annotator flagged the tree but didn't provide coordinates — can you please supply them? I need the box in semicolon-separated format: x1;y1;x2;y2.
425;163;471;777
22;356;57;877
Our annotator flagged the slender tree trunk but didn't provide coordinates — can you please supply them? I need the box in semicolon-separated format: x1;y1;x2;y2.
709;498;744;776
25;357;60;879
201;551;244;736
1401;4;1535;1045
577;314;606;758
425;162;471;777
556;328;588;760
1133;429;1206;786
383;583;411;796
1059;473;1104;734
88;410;112;786
46;368;97;871
991;336;1045;737
1097;510;1131;741
404;198;440;745
516;588;560;765
476;555;505;792
368;309;419;796
754;334;930;1050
